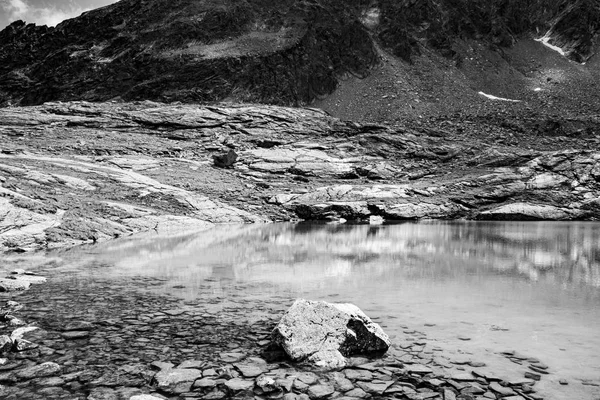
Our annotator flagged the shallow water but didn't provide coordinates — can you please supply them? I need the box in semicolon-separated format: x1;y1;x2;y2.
9;221;600;400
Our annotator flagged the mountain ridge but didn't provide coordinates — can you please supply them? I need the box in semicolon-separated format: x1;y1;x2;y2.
1;0;598;111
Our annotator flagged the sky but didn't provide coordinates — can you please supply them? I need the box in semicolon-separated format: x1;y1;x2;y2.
0;0;118;29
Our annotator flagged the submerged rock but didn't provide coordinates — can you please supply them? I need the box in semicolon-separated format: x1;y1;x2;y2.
307;383;335;398
14;362;61;380
0;301;23;317
10;326;42;352
153;368;202;394
272;299;390;369
234;358;267;377
0;336;11;353
224;377;254;391
64;321;94;331
87;387;119;400
62;331;90;340
0;278;31;292
7;270;47;284
129;395;164;400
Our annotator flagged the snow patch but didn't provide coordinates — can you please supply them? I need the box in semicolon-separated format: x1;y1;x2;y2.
478;92;521;102
361;7;380;29
535;35;566;57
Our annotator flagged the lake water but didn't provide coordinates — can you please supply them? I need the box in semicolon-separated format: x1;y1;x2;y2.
7;221;600;400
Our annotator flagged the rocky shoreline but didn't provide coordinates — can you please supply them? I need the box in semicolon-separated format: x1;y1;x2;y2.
0;265;580;400
1;101;599;253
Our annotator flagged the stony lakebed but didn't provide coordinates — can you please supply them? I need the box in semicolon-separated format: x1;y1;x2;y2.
1;222;599;400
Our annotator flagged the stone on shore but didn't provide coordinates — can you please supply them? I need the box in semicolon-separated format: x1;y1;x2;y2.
272;299;390;369
153;368;202;393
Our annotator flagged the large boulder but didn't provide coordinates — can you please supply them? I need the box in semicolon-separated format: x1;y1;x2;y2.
272;299;390;369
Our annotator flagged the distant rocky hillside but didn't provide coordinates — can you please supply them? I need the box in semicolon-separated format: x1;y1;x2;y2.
376;0;600;63
0;0;598;108
1;101;599;252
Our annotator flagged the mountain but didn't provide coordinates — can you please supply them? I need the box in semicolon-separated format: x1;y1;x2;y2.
1;0;599;114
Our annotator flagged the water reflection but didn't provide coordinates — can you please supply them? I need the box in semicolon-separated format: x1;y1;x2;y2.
45;221;600;294
8;221;600;399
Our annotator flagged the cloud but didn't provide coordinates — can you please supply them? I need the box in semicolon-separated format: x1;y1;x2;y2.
1;0;89;27
3;0;29;16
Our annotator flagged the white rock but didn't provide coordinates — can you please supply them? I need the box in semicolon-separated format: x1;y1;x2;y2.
272;299;390;370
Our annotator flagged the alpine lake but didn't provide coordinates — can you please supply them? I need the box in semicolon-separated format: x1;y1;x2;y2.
2;221;600;400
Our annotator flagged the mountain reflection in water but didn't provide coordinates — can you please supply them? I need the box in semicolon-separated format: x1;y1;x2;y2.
60;221;600;294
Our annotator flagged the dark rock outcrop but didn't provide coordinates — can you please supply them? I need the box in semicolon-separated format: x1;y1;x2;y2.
213;150;238;168
0;0;597;107
0;0;377;107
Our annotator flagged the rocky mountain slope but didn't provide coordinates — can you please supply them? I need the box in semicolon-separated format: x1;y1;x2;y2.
0;0;598;109
1;101;599;252
1;0;600;252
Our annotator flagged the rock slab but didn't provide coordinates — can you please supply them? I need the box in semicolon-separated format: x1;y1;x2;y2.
154;368;202;394
272;299;390;369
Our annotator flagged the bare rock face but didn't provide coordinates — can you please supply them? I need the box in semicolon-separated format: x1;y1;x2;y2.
1;100;599;255
272;299;390;369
